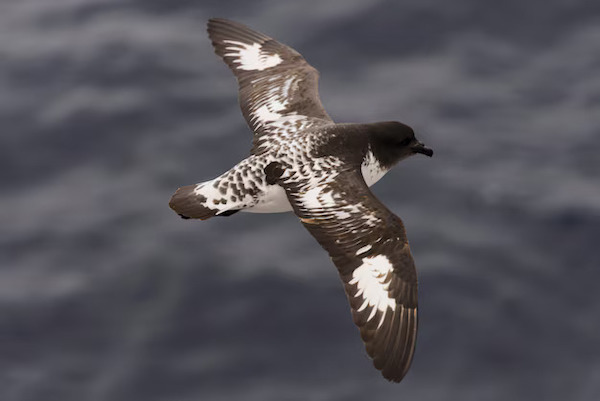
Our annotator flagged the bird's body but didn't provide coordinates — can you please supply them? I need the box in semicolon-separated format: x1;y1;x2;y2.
246;130;393;214
170;123;403;217
169;18;433;382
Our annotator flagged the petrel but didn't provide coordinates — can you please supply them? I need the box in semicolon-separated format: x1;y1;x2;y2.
169;18;433;382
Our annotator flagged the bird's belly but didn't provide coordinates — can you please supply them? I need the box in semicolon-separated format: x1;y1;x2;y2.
243;184;293;213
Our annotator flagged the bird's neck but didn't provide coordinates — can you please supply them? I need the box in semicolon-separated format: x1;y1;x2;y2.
361;148;389;187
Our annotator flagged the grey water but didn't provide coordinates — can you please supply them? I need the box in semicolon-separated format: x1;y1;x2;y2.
2;0;600;400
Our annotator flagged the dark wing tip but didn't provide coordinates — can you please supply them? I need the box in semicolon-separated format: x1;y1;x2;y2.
207;18;270;46
359;304;418;383
207;17;244;29
344;250;418;383
207;18;240;36
207;17;239;30
169;185;217;221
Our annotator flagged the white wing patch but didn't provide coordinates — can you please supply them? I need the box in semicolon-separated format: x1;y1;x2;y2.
253;103;285;124
209;18;333;142
362;213;380;227
355;244;372;256
301;178;342;210
335;210;352;219
223;40;282;71
247;75;317;136
349;254;396;327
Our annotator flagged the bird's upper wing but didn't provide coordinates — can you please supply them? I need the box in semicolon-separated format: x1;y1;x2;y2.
207;19;333;150
266;162;418;382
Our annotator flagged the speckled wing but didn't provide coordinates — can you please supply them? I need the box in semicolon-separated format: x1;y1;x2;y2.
207;19;333;148
268;165;419;382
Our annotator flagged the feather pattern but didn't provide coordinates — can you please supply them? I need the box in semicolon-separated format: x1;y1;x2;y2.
207;18;333;152
268;161;419;383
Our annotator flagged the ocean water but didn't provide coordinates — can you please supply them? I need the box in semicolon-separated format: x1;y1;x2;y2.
2;1;600;400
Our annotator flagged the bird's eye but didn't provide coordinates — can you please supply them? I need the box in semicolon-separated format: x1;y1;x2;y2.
398;138;412;147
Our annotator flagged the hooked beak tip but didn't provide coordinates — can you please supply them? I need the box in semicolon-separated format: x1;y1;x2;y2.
412;144;434;157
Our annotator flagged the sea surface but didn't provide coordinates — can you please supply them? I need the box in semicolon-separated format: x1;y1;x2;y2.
2;1;600;400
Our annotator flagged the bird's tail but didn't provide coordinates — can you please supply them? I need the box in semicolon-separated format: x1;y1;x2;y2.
169;178;241;220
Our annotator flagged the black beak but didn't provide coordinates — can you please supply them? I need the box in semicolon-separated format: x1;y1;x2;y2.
411;142;434;157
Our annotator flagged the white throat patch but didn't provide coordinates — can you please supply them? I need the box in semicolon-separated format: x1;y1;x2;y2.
361;149;388;187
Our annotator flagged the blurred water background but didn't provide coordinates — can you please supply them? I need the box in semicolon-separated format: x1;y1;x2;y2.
2;0;600;400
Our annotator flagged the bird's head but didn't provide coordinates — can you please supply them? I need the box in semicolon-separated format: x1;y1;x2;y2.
367;121;433;168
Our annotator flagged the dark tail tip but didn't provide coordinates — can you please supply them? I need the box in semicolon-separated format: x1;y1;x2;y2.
169;185;217;220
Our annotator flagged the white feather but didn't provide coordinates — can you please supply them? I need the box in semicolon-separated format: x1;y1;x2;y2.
223;40;282;71
349;255;396;327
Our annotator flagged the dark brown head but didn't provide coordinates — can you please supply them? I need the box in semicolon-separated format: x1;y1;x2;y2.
366;121;433;168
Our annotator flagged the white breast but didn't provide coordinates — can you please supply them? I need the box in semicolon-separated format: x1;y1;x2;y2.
361;150;388;187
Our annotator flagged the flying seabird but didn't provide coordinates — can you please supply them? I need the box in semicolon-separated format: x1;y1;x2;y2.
169;18;433;382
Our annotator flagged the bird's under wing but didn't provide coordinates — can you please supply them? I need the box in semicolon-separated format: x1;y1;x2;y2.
207;19;333;149
266;163;418;382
